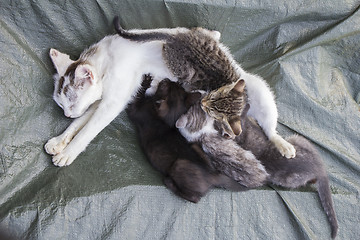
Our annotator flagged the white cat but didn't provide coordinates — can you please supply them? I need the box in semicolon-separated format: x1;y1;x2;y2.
45;27;294;167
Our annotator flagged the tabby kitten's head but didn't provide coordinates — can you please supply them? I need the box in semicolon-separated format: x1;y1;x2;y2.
49;48;102;118
200;79;247;139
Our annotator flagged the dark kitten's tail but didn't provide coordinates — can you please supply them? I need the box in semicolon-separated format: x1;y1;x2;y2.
113;16;170;42
317;176;338;239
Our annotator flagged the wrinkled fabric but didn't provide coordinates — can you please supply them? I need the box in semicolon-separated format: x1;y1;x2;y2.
0;0;359;239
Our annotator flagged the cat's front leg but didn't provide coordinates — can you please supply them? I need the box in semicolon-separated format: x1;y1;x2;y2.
269;134;296;158
244;72;296;158
51;101;124;166
45;101;99;155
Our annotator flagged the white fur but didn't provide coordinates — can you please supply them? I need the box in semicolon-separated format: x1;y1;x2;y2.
176;113;217;143
49;48;74;76
47;33;177;166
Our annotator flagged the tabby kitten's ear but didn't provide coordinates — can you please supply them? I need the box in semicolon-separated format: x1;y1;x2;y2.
242;104;251;117
74;64;96;88
232;79;245;93
185;92;202;108
228;115;242;136
49;48;74;76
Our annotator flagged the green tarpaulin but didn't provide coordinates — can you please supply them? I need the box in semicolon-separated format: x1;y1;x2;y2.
1;0;359;239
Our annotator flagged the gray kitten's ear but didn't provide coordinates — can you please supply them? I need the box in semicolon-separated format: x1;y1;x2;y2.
233;79;245;93
74;64;95;87
49;48;74;76
175;115;187;129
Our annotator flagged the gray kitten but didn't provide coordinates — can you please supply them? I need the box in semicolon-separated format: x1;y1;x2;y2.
176;101;269;188
176;102;338;239
235;104;338;238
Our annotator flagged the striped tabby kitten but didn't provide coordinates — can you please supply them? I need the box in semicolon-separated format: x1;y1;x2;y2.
114;17;296;158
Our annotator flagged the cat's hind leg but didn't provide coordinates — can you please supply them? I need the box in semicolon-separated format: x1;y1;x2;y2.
244;72;296;158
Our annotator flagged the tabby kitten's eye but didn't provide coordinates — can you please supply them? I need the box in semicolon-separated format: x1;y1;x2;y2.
223;133;231;139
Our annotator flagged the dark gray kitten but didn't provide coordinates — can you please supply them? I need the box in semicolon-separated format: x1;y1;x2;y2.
235;104;338;238
126;75;248;203
177;102;338;239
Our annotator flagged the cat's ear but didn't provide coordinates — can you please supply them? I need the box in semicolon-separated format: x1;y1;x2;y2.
229;116;242;136
175;115;187;129
74;64;96;88
156;79;170;95
49;48;74;76
241;104;250;117
185;92;202;108
232;79;245;93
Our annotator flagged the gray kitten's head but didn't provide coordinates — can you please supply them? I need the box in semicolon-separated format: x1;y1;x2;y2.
176;103;217;142
200;79;247;139
49;48;102;118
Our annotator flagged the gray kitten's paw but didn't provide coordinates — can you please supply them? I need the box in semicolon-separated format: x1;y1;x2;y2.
45;137;67;155
270;134;296;159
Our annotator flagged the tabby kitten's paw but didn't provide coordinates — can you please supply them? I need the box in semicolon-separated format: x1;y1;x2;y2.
45;137;68;155
52;151;76;167
270;134;296;158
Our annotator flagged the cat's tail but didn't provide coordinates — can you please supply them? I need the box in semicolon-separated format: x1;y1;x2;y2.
317;176;338;239
113;16;129;37
113;16;170;42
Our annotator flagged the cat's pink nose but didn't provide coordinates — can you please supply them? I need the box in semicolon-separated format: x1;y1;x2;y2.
64;111;72;118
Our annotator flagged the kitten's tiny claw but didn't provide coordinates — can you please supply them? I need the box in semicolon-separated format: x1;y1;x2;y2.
45;137;67;155
270;134;296;159
52;152;75;167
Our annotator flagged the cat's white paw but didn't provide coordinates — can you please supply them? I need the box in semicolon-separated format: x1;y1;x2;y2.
45;137;68;155
271;134;296;159
52;151;76;167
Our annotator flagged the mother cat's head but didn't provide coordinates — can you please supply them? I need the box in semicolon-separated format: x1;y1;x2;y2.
49;48;102;118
